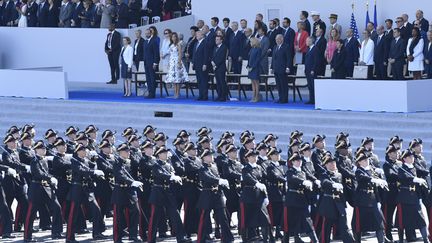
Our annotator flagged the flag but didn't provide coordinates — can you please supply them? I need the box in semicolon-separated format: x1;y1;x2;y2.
373;0;377;29
350;12;360;40
365;8;370;29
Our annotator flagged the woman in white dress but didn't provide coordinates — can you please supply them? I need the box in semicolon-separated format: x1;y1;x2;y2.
406;27;424;80
160;28;172;72
17;0;28;27
166;32;189;99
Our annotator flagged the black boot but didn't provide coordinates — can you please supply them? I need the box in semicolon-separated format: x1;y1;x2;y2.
307;231;318;243
294;234;305;243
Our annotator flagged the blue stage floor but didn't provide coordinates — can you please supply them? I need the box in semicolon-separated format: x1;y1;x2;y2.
68;91;315;110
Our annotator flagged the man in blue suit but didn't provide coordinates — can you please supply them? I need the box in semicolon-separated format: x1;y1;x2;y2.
212;35;228;101
305;37;318;105
143;28;160;98
344;28;360;77
282;17;295;55
388;28;406;80
374;25;388;80
271;34;293;104
2;0;17;26
258;27;270;75
228;21;245;75
424;31;432;78
26;0;38;27
314;28;327;76
37;0;50;27
192;31;210;101
71;0;83;27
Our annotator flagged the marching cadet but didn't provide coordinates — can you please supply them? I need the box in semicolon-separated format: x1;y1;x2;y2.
65;126;79;154
101;129;117;147
84;125;99;151
389;135;403;153
128;134;143;179
396;149;430;243
221;131;235;144
52;137;72;220
266;147;286;240
23;140;63;242
334;140;356;206
196;149;234;243
197;135;213;155
183;142;202;237
351;152;387;243
142;125;157;142
7;126;21;140
18;132;34;185
257;141;269;165
215;139;229;176
170;137;187;211
177;130;191;142
263;133;278;148
239;149;271;242
361;137;380;168
290;130;303;142
66;143;107;243
112;143;143;243
382;145;401;242
122;127;137;142
1;134;30;232
222;144;243;227
95;139;115;219
137;140;156;241
154;132;169;148
317;154;355;243
311;134;327;174
239;135;255;165
410;138;427;168
0;163;17;239
44;129;58;157
21;124;36;138
147;146;191;243
287;139;301;163
335;132;352;161
283;152;318;243
196;126;212;138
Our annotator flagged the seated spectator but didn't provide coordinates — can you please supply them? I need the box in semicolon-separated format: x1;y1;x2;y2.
116;0;129;28
331;39;347;79
325;28;339;64
294;21;308;64
406;27;424;79
359;30;375;79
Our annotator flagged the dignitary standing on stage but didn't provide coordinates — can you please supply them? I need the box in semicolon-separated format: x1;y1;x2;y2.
406;27;425;79
271;34;292;104
247;37;262;102
143;28;160;98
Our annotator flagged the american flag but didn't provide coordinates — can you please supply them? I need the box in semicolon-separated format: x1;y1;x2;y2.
350;12;360;40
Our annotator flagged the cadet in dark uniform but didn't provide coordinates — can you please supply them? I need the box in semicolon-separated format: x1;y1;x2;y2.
44;129;58;157
21;124;36;138
396;150;429;243
381;145;401;241
65;126;79;154
122;127;138;142
196;126;212;139
215;139;229;176
239;135;255;165
351;153;386;243
334;140;356;206
263;133;278;148
51;137;72;220
196;149;234;243
256;141;269;166
290;130;304;143
311;135;327;175
182;142;202;237
154;132;169;148
409;139;429;203
147;146;191;243
287;139;301;161
66;143;107;243
84;125;99;151
23;140;63;242
335;132;354;161
266;147;286;240
143;125;157;142
361;137;380;168
112;143;143;243
1;134;30;233
239;149;271;242
317;154;354;243
221;131;235;145
0;163;16;239
222;144;243;226
170;137;187;210
18;132;35;185
197;135;213;156
95;139;115;219
283;152;318;243
177;130;192;143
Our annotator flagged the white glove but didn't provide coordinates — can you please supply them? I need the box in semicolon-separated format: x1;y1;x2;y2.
89;151;98;157
218;179;230;188
302;180;313;190
45;156;54;161
332;182;343;191
371;178;381;185
65;154;73;159
374;168;384;175
222;196;227;205
25;165;31;173
170;175;182;183
262;198;269;207
7;168;17;177
413;177;427;185
255;182;267;192
314;180;321;188
23;184;28;194
131;181;143;188
94;169;104;177
50;177;58;187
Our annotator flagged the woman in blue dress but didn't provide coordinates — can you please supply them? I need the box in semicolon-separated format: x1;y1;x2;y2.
247;37;261;102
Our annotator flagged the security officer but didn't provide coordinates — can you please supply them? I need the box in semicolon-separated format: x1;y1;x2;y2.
112;143;143;243
182;142;202;237
239;149;271;242
1;134;30;232
266;147;286;240
23;140;63;242
122;127;138;142
239;135;255;165
311;134;327;175
283;152;318;243
317;154;354;243
51;137;72;220
334;140;356;206
0;163;16;239
65;126;79;154
222;144;243;226
351;152;387;243
65;143;107;243
381;145;401;241
196;148;234;243
147;146;191;243
142;125;157;142
95;139;115;218
84;125;99;151
396;150;429;243
170;137;187;210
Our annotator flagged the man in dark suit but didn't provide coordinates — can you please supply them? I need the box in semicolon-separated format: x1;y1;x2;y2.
282;17;295;52
37;0;50;27
374;25;388;79
258;27;270;75
311;11;326;37
133;29;144;70
142;28;160;98
300;10;311;35
105;24;122;84
26;0;38;27
314;28;327;76
414;10;429;33
396;17;408;42
424;31;432;78
344;28;360;77
192;31;210;101
388;28;406;80
212;35;228;101
146;0;162;23
241;28;252;61
228;21;245;75
402;14;413;39
267;19;279;55
116;0;129;28
71;0;83;27
271;34;293;104
222;17;233;48
2;0;17;26
305;37;318;104
367;21;378;42
59;0;73;27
